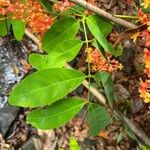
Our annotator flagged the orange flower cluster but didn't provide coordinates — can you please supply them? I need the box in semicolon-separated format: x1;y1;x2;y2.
139;29;150;102
139;48;150;103
138;9;150;32
137;9;150;103
143;30;150;47
0;0;10;6
143;48;150;77
139;39;150;103
90;48;122;73
139;79;150;103
0;0;10;15
0;0;54;34
53;0;74;12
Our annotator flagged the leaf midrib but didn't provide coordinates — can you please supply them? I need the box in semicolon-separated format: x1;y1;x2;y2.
15;76;84;97
48;43;81;59
28;102;84;120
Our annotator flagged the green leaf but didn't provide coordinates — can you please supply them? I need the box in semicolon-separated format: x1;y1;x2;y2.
40;0;52;12
142;7;150;13
114;43;123;57
67;5;85;15
12;20;26;41
142;145;150;150
0;20;8;36
27;98;85;129
125;127;137;141
116;132;123;144
87;15;112;37
42;17;80;52
0;16;10;36
29;39;83;70
9;68;85;108
95;72;115;107
92;39;107;60
86;15;113;53
70;137;80;150
87;103;110;136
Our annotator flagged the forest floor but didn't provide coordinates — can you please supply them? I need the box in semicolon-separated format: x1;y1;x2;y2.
0;0;150;150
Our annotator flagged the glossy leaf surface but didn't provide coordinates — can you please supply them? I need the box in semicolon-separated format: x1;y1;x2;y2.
42;17;80;52
95;72;115;107
70;137;80;150
87;103;110;136
27;98;85;129
29;39;82;70
9;68;85;107
86;15;113;53
0;16;11;36
12;20;26;41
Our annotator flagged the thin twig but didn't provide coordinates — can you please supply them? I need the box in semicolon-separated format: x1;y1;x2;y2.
24;29;150;147
25;29;41;48
69;0;138;29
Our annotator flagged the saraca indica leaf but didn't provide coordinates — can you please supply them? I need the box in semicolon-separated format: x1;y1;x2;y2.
29;39;83;70
12;19;26;41
27;98;86;129
95;72;115;107
42;17;80;52
8;68;85;108
70;137;80;150
0;15;11;37
86;15;114;54
87;103;111;136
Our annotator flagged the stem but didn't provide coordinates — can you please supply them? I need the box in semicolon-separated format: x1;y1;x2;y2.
82;16;91;101
0;17;9;20
70;0;138;28
114;15;138;20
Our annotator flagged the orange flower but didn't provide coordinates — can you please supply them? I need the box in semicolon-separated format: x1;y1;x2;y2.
143;48;150;78
139;79;150;103
0;0;10;6
147;22;150;32
53;0;74;12
28;12;54;34
138;10;150;23
143;48;150;63
142;30;150;47
8;2;26;19
0;0;55;35
99;130;109;139
138;10;150;32
90;48;122;73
